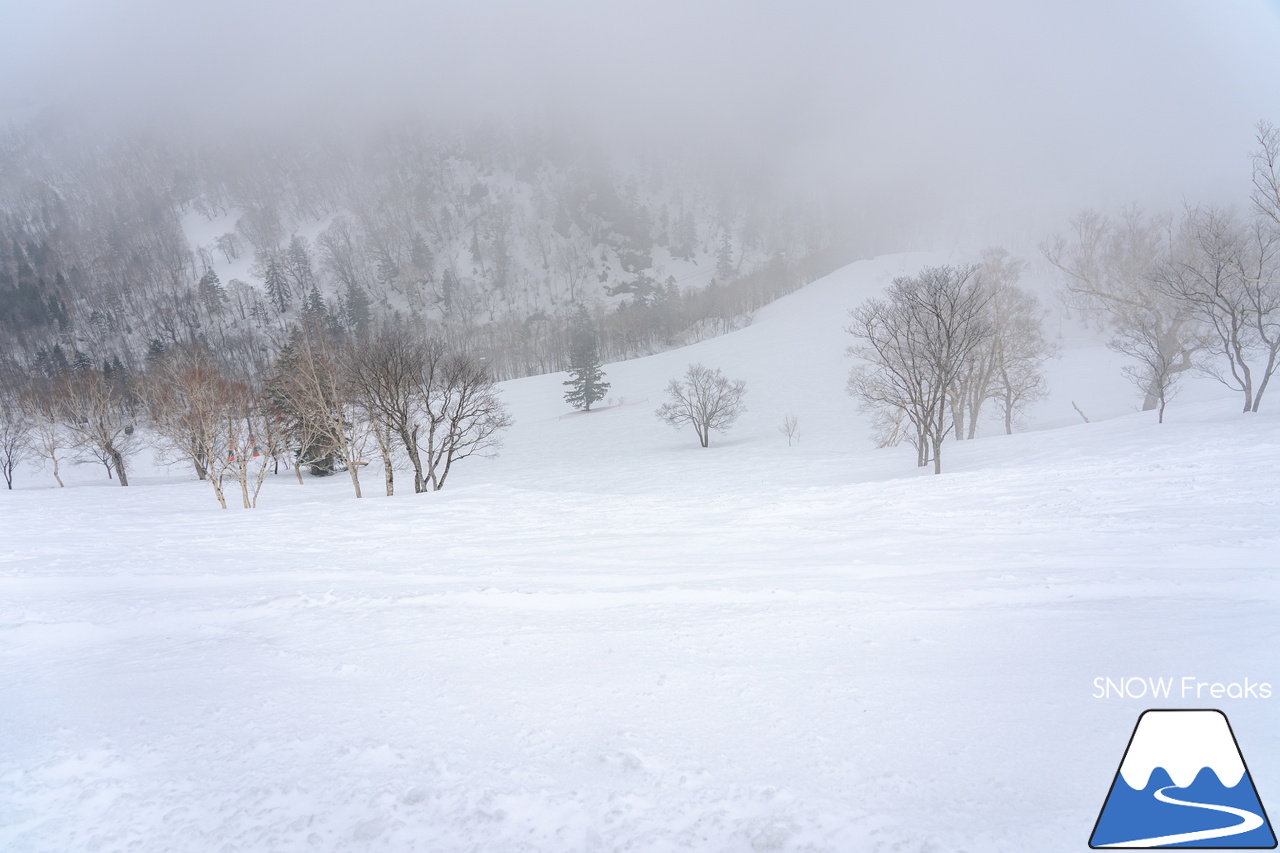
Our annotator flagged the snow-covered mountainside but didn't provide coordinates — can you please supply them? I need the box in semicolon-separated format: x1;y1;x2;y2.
0;124;838;381
2;255;1278;852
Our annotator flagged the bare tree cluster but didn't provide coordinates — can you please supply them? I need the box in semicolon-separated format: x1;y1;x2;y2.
2;319;512;505
330;323;512;496
846;255;1053;473
42;368;140;486
146;345;279;508
1149;206;1279;414
950;249;1056;437
1044;207;1197;414
1045;122;1280;417
0;382;31;489
847;264;998;474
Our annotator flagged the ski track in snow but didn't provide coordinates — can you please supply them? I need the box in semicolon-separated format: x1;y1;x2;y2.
1;255;1279;852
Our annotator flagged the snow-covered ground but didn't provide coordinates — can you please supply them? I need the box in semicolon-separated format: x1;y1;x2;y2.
2;255;1278;852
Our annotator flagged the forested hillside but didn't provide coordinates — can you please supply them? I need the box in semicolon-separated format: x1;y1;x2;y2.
0;118;843;382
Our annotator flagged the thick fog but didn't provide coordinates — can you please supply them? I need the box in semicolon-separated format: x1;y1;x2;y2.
4;0;1280;247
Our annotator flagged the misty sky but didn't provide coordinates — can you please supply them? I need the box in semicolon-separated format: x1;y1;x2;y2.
3;0;1280;247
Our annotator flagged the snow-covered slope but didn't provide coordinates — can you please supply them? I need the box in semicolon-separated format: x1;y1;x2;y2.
2;255;1278;853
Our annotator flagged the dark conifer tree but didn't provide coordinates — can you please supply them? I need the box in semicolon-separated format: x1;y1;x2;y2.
287;235;316;295
264;256;291;314
562;306;610;411
342;282;371;334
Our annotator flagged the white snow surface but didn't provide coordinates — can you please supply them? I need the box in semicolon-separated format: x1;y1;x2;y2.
1118;711;1246;790
2;254;1279;852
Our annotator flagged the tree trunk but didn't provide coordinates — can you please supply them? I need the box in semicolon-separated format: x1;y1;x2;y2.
931;400;946;475
110;448;128;486
1251;344;1277;412
348;461;362;498
967;387;983;439
397;425;425;493
251;459;270;508
1240;364;1253;414
1144;341;1193;410
379;432;394;496
210;475;228;509
52;457;63;487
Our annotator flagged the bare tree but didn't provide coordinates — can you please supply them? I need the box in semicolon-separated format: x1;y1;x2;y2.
1152;207;1279;413
656;363;747;448
949;249;1054;438
144;345;253;507
779;413;799;446
25;408;69;487
984;251;1055;435
847;265;992;474
1251;120;1280;229
1044;208;1197;410
346;325;513;493
269;324;371;497
46;368;138;486
1111;312;1183;423
419;350;513;490
992;317;1053;435
347;324;433;493
213;380;279;509
0;390;31;489
141;341;280;508
145;345;216;481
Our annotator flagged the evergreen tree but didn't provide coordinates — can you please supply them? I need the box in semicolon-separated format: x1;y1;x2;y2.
264;255;291;314
440;268;458;315
343;281;371;333
48;344;69;375
562;306;610;411
376;251;399;292
198;269;226;314
716;232;735;281
287;235;316;294
304;284;327;322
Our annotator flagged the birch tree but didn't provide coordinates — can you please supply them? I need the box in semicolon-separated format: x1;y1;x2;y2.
0;390;31;489
269;324;371;497
46;367;138;486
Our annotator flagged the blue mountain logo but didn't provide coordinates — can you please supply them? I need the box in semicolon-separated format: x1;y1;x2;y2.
1090;709;1276;848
